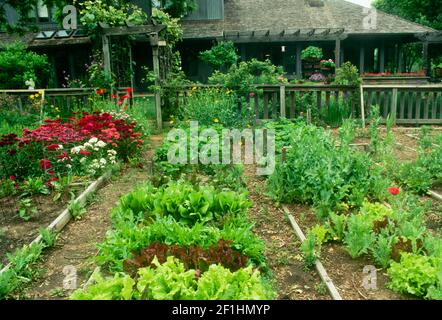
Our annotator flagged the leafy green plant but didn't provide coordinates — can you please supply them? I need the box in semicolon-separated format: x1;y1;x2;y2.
333;62;362;86
267;122;384;217
300;233;321;269
344;214;376;258
372;231;396;268
17;198;38;221
20;177;50;196
0;242;45;299
301;46;323;61
387;252;439;298
39;228;57;248
68;201;86;220
71;256;273;300
113;181;251;226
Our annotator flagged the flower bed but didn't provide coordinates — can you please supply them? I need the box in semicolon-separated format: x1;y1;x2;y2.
0;111;145;271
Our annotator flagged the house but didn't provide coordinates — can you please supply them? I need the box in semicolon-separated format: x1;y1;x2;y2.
179;0;438;82
0;0;439;88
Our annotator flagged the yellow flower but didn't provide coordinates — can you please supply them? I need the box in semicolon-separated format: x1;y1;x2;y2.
192;86;198;91
29;95;35;100
169;120;174;125
38;90;44;95
213;118;219;123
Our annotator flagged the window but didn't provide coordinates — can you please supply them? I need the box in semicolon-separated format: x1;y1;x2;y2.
28;0;54;23
184;0;224;21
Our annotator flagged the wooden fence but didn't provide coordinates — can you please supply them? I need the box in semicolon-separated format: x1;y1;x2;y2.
170;84;442;125
362;85;442;124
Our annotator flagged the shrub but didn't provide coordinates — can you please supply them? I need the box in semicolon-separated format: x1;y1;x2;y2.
209;59;285;96
0;42;50;89
333;62;362;86
200;41;239;71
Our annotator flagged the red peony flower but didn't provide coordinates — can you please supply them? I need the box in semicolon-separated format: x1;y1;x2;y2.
80;150;92;155
125;87;133;94
9;175;15;181
40;159;52;171
96;88;107;95
111;94;117;99
388;187;400;196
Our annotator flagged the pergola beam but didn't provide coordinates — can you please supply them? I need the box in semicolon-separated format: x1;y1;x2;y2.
100;24;165;36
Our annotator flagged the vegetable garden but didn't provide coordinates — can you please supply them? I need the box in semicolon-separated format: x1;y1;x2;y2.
0;18;441;301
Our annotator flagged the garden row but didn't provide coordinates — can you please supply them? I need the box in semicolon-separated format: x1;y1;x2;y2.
263;116;442;299
69;129;275;299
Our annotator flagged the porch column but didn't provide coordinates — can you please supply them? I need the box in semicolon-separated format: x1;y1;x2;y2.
423;41;429;76
359;46;365;74
379;43;385;73
335;39;341;68
102;35;112;75
296;44;302;79
151;35;162;131
398;44;403;73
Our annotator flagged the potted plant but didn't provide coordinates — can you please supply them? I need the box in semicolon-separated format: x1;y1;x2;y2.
320;59;335;70
301;46;323;62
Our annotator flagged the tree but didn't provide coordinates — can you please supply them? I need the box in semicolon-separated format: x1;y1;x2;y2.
373;0;442;30
373;0;442;72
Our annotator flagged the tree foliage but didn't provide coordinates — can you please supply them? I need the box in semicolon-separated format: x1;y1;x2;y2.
373;0;442;30
0;42;50;89
200;41;239;71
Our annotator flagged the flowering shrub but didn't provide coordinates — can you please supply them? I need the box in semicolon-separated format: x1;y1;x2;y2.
0;112;144;185
309;73;326;82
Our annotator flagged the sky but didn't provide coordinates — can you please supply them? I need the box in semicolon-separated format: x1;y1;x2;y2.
345;0;373;8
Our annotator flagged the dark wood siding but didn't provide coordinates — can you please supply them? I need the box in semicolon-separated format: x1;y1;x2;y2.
184;0;224;21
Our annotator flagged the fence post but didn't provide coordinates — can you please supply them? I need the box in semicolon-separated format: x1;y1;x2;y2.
391;88;398;125
360;85;366;128
280;85;286;118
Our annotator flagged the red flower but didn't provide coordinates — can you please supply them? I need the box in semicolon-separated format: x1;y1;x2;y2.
388;187;400;196
47;144;60;151
80;150;92;155
40;159;52;171
249;92;255;97
9;175;15;181
125;87;133;94
111;94;117;99
96;88;107;95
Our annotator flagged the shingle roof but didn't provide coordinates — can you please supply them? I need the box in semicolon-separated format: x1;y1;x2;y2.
181;0;435;39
